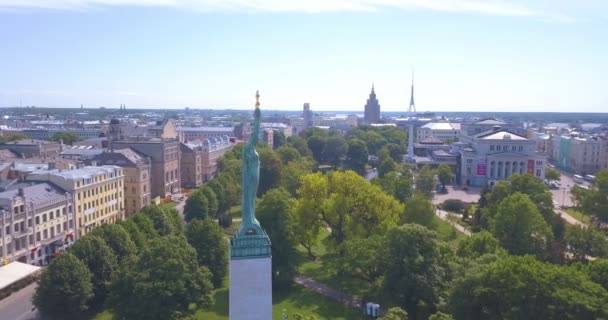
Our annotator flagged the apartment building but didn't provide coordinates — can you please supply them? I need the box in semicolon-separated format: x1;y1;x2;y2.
0;139;61;158
88;149;151;216
177;126;236;142
180;136;233;188
27;166;125;236
553;134;608;175
0;183;74;265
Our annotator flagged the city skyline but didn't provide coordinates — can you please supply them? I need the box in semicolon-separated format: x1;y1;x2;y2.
1;1;607;112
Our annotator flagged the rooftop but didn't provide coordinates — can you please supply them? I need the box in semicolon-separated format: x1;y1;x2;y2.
29;165;122;180
0;262;41;291
0;182;68;206
421;122;461;130
176;126;234;132
478;130;528;141
474;119;506;125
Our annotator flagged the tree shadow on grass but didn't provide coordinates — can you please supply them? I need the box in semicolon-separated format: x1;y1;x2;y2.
273;285;366;320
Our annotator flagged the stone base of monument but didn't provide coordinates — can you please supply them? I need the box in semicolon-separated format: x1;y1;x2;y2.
229;232;272;320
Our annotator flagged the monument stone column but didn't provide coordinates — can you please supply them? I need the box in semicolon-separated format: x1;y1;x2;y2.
229;91;272;320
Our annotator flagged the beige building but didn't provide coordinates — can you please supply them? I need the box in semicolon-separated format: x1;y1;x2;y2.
417;122;461;143
0;139;61;159
88;149;151;216
552;134;608;175
180;136;233;188
112;139;180;198
0;183;74;265
27;166;125;236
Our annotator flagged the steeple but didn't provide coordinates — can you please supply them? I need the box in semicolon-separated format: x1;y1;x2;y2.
408;69;416;114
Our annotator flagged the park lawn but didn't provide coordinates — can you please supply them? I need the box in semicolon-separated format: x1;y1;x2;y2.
229;205;242;218
193;283;366;320
565;208;592;225
433;215;467;246
160;202;177;209
223;221;241;236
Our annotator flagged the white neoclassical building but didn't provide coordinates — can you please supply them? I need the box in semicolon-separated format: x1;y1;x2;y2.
456;127;546;187
417;122;461;143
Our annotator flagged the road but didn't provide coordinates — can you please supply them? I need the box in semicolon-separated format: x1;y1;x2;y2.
0;283;38;320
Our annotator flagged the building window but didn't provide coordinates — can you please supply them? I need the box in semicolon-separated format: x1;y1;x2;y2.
50;212;54;220
536;169;541;177
490;145;494;151
518;146;523;152
43;214;47;222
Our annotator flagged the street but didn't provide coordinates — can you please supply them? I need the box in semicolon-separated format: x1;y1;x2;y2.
0;283;38;320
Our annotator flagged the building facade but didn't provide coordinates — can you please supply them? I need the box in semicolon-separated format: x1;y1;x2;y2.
0;183;74;265
363;85;381;124
552;134;608;175
457;128;546;187
177;126;236;142
112;139;180;198
26;166;125;236
417;122;461;143
88;149;152;216
0;139;61;158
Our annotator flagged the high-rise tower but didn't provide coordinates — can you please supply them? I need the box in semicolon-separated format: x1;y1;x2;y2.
303;103;312;129
407;70;416;114
364;84;381;124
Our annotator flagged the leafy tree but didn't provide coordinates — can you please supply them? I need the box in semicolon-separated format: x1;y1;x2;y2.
377;147;396;178
140;205;179;236
384;143;404;162
436;164;453;191
276;146;301;164
217;175;240;209
566;225;608;262
307;135;326;163
382;225;453;318
296;171;402;246
258;148;283;196
333;235;384;284
207;178;226;213
33;253;94;319
401;195;436;229
416;165;436;198
545;167;561;181
456;231;504;259
491;193;553;257
130;212;159;239
346;138;369;175
281;157;315;196
286;135;312;157
108;236;214;320
118;219;147;249
186;218;228;288
200;186;219;218
292;173;326;259
323;136;348;168
372;170;414;204
428;312;454;320
70;235;117;307
184;190;210;222
50;131;80;145
573;169;608;223
0;132;29;142
379;307;409;320
587;259;608;290
257;188;298;287
90;224;137;260
449;255;608;320
273;129;286;148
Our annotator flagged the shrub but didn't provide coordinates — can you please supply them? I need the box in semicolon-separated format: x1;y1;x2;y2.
441;199;466;213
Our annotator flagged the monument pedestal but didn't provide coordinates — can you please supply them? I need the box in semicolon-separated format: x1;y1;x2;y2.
229;232;272;320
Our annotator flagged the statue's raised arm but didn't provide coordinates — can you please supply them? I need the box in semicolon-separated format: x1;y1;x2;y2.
239;91;263;235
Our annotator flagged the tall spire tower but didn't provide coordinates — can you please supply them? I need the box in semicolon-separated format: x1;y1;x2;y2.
408;69;416;114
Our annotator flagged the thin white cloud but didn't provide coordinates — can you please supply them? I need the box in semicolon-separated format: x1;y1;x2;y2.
0;0;574;21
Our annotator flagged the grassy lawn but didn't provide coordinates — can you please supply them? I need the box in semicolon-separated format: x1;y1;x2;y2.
565;208;592;225
433;215;467;246
160;202;177;209
193;282;366;320
229;205;242;218
223;221;241;236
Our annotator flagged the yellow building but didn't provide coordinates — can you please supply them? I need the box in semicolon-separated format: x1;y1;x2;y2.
27;165;125;237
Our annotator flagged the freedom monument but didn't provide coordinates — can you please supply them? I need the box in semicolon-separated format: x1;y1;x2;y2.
229;91;272;319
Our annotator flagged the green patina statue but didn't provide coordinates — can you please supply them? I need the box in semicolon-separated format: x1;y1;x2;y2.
238;90;263;236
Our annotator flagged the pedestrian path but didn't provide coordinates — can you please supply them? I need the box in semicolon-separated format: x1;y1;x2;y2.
293;275;361;310
435;209;472;236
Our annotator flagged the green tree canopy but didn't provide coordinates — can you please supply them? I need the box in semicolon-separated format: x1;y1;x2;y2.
323;136;348;168
587;259;608;290
33;253;94;320
436;163;453;190
307;135;326;163
256;188;298;287
280;157;315;197
545;167;561;181
449;255;608;320
573;169;608;223
186;218;228;288
184;190;210;222
69;235;118;307
491;193;553;257
379;307;409;320
416;165;436;198
276;145;301;164
258;147;283;196
346;138;369;175
90;223;137;260
566;225;608;262
286;135;312;157
456;231;505;259
401;194;436;229
200;186;219;218
108;236;214;320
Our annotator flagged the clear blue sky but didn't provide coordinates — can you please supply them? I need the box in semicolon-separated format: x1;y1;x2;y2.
0;1;607;112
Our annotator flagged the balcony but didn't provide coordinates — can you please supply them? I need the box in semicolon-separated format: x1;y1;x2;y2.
13;227;33;238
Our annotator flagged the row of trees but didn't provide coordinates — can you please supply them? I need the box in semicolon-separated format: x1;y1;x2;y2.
33;205;228;320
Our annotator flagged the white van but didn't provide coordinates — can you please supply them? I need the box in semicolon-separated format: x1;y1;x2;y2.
573;175;584;184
